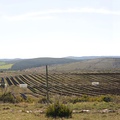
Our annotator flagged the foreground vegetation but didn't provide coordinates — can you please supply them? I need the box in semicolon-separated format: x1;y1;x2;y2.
0;93;119;120
0;71;120;119
0;100;119;120
0;110;119;120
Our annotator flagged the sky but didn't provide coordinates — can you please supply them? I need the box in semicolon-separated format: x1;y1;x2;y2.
0;0;120;59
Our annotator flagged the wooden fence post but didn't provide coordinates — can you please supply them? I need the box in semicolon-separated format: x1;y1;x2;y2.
46;65;49;104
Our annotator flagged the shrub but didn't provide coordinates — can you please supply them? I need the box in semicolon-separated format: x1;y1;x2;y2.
69;97;80;104
80;95;89;102
38;97;52;104
46;101;72;118
26;97;34;103
15;96;24;103
69;95;89;103
102;96;112;102
0;92;15;103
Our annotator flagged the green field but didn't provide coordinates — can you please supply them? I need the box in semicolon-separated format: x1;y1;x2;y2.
0;61;13;70
0;61;6;65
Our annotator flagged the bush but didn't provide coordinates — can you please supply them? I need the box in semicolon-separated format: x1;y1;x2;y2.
38;97;51;104
46;101;72;118
70;97;82;103
80;95;89;102
15;96;24;103
26;97;34;103
69;95;89;104
0;92;15;103
102;96;112;102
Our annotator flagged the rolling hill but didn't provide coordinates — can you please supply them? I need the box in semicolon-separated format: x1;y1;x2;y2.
10;57;78;70
1;57;78;71
25;58;120;73
1;56;120;72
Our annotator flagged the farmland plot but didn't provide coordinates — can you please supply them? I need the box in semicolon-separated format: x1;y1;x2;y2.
0;73;120;96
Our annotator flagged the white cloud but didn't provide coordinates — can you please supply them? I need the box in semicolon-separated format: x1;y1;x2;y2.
2;15;54;21
1;7;120;21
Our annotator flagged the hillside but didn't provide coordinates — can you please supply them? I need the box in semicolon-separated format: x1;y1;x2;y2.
1;57;120;72
25;58;120;73
10;57;78;70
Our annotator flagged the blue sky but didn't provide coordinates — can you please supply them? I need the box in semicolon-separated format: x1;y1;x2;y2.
0;0;120;58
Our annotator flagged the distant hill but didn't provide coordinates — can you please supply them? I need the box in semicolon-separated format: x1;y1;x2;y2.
25;58;120;73
10;57;78;70
1;56;120;72
65;56;120;60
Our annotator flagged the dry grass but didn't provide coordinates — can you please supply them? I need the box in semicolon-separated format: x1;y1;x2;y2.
0;102;119;120
0;110;119;120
